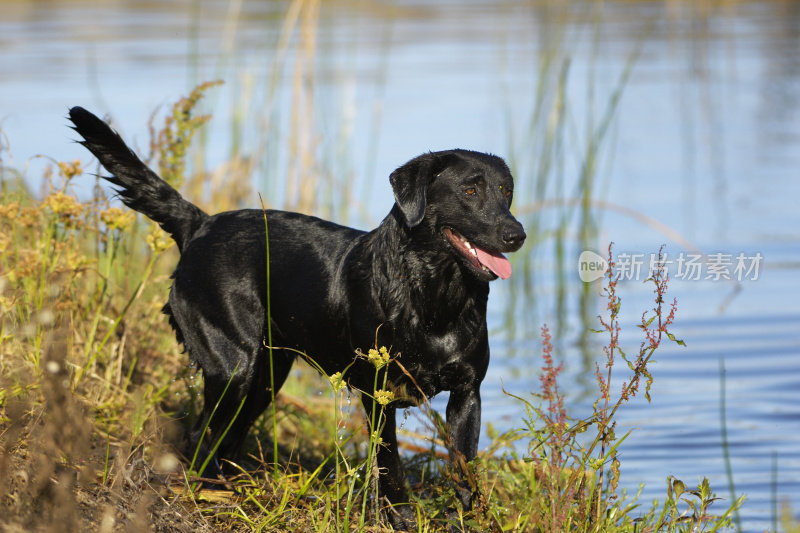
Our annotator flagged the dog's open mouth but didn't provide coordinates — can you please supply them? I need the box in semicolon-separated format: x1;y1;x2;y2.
443;228;512;280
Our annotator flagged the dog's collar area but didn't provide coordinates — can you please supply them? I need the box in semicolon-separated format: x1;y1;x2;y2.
442;227;512;280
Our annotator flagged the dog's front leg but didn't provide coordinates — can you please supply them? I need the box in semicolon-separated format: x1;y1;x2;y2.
445;384;481;511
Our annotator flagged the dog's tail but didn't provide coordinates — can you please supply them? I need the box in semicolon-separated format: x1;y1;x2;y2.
68;106;208;252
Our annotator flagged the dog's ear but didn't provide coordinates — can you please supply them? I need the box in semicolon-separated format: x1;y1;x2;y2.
390;152;450;228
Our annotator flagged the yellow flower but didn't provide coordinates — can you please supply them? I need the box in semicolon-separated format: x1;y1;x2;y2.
0;202;20;220
146;225;173;253
374;389;394;406
66;249;89;273
329;371;345;391
18;207;40;227
58;159;83;179
0;295;13;314
367;345;391;369
10;251;40;282
100;207;134;232
43;192;82;219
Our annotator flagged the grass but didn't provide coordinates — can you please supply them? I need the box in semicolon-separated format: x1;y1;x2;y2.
0;86;750;531
501;14;640;346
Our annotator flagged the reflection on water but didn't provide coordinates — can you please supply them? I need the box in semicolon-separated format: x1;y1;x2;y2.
2;1;799;530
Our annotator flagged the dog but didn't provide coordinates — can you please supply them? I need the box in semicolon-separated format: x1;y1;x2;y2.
69;106;526;527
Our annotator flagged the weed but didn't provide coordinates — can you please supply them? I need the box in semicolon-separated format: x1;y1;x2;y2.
472;244;742;533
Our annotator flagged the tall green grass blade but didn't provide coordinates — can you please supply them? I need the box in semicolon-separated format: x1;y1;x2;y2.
719;358;743;532
189;360;241;477
259;194;279;478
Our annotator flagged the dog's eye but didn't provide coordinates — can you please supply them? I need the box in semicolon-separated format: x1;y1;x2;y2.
464;187;477;196
505;189;512;198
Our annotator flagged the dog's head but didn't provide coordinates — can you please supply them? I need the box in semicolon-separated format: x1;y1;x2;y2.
390;149;526;281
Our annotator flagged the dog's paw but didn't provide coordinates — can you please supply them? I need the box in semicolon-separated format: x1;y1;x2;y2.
384;503;417;532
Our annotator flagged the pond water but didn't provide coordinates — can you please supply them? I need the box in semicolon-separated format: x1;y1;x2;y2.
2;1;799;530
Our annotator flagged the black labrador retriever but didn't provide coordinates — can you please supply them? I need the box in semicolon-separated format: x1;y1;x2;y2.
69;106;526;526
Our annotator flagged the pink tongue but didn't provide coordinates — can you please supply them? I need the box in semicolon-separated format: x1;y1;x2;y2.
475;247;512;279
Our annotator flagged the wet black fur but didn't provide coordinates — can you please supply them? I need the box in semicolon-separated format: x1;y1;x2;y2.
68;106;526;527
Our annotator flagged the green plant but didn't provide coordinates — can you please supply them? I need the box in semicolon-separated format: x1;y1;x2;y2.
0;83;225;533
472;244;743;533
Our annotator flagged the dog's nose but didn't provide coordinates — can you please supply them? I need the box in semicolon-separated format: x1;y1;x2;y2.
502;224;526;250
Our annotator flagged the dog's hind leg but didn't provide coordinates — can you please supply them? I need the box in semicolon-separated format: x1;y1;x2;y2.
189;342;295;478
